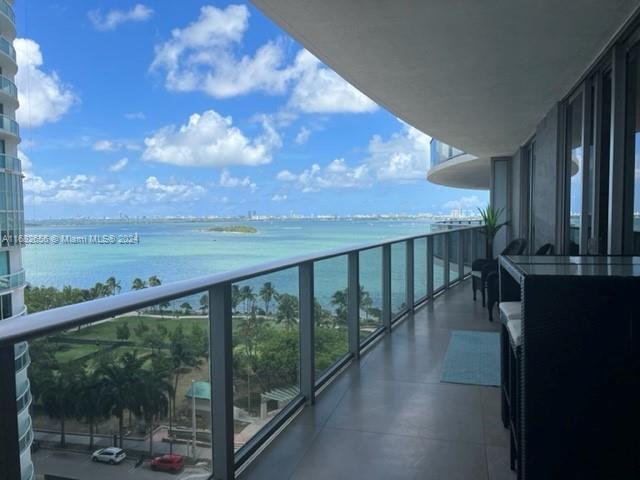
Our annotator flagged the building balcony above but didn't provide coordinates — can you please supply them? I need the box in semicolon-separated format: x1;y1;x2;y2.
0;0;15;38
0;74;18;107
0;35;16;75
428;139;490;190
0;268;25;292
0;114;19;140
0;153;21;173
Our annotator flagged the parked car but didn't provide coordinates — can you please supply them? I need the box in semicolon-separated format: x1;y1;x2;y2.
92;447;126;465
150;454;184;473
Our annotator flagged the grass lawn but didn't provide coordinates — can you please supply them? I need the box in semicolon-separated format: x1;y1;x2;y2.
66;315;208;341
54;344;101;363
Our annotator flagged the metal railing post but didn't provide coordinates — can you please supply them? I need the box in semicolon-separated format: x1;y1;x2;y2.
0;345;20;480
348;252;360;359
382;244;392;331
299;262;315;404
426;236;434;298
458;231;465;281
443;233;450;288
210;283;234;480
406;239;414;311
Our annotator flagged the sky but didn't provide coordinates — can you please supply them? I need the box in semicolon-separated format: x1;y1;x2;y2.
14;1;488;219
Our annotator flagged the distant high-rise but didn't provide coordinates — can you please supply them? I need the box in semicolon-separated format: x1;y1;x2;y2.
0;0;32;478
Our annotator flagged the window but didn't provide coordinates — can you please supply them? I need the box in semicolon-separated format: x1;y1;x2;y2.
567;91;584;254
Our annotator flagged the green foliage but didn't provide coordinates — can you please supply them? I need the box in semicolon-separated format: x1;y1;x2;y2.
115;321;130;341
131;278;147;290
259;282;277;315
477;205;505;240
133;319;150;338
276;293;299;329
315;327;348;375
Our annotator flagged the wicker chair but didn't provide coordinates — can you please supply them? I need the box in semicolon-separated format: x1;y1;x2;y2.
472;238;527;307
486;243;553;321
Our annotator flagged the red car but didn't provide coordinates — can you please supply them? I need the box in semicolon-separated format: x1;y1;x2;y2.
150;454;184;473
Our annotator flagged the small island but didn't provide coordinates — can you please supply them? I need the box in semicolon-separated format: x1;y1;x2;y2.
202;225;257;234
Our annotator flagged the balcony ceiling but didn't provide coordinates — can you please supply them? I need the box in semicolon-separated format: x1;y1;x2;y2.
253;0;640;158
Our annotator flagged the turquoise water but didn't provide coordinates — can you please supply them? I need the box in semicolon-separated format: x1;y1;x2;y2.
22;219;438;308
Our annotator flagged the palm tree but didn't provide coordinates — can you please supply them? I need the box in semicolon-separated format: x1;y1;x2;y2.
199;294;209;315
231;285;242;313
133;356;170;457
276;294;299;330
40;363;82;447
75;367;107;450
330;288;348;326
97;352;144;448
259;282;277;315
240;285;256;314
181;302;193;315
132;278;147;291
360;287;373;321
148;275;161;288
105;277;121;296
168;325;201;422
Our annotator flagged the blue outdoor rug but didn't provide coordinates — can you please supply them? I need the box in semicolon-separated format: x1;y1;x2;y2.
441;330;500;387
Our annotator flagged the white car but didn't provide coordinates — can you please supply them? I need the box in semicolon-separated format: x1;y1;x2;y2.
91;447;126;465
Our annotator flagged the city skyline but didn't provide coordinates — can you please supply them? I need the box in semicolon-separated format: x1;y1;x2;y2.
14;1;488;219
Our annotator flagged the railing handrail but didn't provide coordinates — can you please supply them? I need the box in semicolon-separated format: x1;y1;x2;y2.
0;225;482;346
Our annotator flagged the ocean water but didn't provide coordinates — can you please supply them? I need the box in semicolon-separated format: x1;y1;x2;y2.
22;219;440;309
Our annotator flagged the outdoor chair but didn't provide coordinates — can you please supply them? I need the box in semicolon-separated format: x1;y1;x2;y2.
472;238;526;307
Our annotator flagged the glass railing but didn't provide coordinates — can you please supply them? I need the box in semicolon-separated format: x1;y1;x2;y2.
0;35;15;61
0;153;21;172
16;379;31;414
0;114;19;136
0;0;15;24
18;416;32;454
429;138;465;169
0;269;25;290
0;225;482;479
14;340;29;372
0;74;17;100
21;462;33;480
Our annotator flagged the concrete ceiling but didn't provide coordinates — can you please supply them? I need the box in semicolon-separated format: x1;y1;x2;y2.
253;0;640;158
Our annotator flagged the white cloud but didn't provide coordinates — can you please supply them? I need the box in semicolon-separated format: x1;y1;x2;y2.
276;158;370;192
218;169;256;192
89;4;153;31
142;109;279;168
108;157;129;172
271;194;287;202
150;5;377;114
125;112;146;120
366;121;431;182
443;195;484;211
288;50;377;114
92;139;141;152
295;126;311;145
15;38;77;127
20;150;205;207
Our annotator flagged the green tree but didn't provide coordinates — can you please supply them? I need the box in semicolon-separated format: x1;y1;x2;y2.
199;294;209;315
75;367;108;450
148;275;162;288
360;287;373;321
330;289;348;327
40;363;82;447
105;277;121;296
232;285;242;313
276;294;299;330
180;302;193;315
259;282;277;315
132;278;147;291
190;323;209;360
240;285;256;313
168;324;201;421
133;319;149;339
133;355;170;456
97;352;144;448
116;321;130;341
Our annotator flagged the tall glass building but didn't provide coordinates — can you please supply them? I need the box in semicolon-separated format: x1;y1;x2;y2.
0;0;32;478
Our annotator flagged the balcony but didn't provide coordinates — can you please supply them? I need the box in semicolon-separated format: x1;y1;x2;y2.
0;114;19;139
0;269;25;292
0;0;15;37
428;139;490;190
0;226;504;479
0;35;16;75
0;153;21;173
0;74;18;106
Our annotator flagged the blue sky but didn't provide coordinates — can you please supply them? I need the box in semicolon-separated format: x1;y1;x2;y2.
14;1;487;219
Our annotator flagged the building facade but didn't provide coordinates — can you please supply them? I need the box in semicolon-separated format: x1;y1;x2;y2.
0;1;32;478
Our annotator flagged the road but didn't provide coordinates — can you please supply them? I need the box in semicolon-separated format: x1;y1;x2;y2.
33;450;210;480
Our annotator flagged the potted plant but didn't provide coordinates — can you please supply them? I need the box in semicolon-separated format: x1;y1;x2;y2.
478;205;505;259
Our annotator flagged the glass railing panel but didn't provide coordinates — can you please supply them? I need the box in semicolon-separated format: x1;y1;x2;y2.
27;291;213;476
0;154;21;172
0;115;19;136
414;237;427;302
231;268;300;451
463;230;473;275
449;232;459;283
0;0;15;23
0;269;25;290
433;234;445;291
358;247;383;343
391;242;407;317
0;36;15;60
0;75;17;99
314;255;349;377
